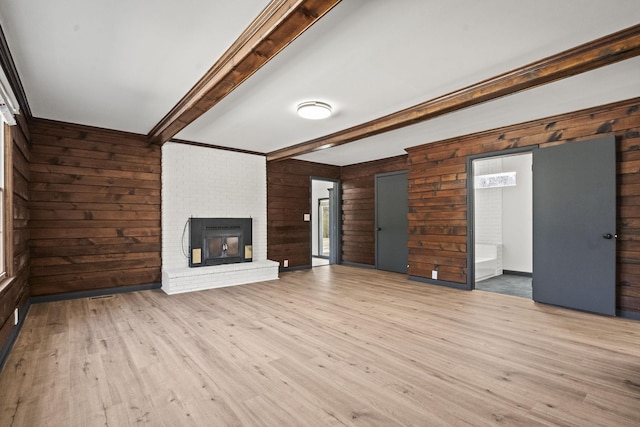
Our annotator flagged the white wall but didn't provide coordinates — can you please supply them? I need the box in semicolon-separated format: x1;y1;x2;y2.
161;142;267;272
502;154;533;273
474;158;504;279
474;157;503;245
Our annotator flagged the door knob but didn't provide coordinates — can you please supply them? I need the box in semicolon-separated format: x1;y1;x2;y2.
603;233;613;239
377;227;382;231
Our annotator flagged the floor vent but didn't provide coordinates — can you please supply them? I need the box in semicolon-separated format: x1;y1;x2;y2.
89;295;115;300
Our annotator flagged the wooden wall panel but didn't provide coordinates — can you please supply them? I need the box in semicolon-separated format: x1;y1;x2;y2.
406;97;640;314
28;119;161;296
267;159;340;269
341;156;408;266
0;117;31;356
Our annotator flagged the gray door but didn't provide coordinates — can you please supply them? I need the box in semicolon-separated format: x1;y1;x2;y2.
376;171;408;273
533;136;616;315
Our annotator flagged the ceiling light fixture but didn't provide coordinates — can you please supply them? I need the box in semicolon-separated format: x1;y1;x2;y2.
297;101;332;120
316;143;333;151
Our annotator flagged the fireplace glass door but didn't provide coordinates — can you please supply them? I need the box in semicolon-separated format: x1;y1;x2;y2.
204;233;242;261
188;218;252;267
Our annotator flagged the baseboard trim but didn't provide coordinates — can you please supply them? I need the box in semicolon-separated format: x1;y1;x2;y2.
617;309;640;321
279;265;311;273
3;278;638;374
2;283;163;373
340;261;375;269
503;270;533;277
408;275;470;290
31;282;162;304
0;300;31;373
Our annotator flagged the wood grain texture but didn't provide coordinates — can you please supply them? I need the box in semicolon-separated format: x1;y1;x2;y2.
267;24;640;162
149;0;342;144
267;159;340;269
28;119;161;296
341;155;408;266
1;265;639;425
406;97;640;313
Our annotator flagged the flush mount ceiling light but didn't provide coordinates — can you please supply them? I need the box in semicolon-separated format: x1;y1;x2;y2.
297;101;332;120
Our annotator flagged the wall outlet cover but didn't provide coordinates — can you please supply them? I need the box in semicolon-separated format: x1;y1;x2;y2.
431;270;438;280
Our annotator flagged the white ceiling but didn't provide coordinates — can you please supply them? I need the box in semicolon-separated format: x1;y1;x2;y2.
0;0;270;132
1;0;639;166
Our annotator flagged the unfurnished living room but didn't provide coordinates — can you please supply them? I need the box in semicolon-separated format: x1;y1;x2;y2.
0;1;639;425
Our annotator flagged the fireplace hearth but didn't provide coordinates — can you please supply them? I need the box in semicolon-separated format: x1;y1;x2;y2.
189;218;252;267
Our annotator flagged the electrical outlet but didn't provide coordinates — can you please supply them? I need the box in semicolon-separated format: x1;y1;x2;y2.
283;259;289;268
14;308;18;326
431;270;438;280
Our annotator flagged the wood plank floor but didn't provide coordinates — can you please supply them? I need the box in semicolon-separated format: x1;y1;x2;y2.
1;265;639;426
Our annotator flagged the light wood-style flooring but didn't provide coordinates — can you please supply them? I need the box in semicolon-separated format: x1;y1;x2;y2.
1;265;639;426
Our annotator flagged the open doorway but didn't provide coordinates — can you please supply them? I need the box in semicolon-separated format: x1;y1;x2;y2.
471;152;532;298
311;178;340;267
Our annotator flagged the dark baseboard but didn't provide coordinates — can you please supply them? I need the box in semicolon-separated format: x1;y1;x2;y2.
279;265;311;273
503;270;533;277
3;277;638;375
282;262;376;272
3;283;162;373
409;275;470;290
340;261;375;269
617;309;640;321
0;300;31;373
30;282;161;304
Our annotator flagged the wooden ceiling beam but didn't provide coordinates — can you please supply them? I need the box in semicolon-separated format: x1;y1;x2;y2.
148;0;341;145
267;23;640;162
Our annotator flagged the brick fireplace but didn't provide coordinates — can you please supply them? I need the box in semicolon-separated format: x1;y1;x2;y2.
161;143;278;295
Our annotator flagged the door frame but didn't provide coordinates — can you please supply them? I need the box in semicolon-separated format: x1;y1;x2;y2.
466;146;536;291
310;177;342;265
375;170;408;271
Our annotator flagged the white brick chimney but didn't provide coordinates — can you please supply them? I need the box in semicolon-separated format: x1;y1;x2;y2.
161;142;278;294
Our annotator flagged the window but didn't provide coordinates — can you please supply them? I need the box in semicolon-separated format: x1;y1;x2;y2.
0;120;6;279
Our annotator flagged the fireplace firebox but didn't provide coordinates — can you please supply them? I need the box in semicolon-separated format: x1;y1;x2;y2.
189;218;252;267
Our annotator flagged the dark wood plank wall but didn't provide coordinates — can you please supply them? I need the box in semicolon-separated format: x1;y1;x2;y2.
341;155;408;266
0;115;31;354
267;159;340;269
28;119;161;296
406;97;640;313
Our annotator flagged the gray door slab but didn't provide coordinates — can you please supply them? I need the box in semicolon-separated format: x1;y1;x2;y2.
376;171;409;273
532;136;616;315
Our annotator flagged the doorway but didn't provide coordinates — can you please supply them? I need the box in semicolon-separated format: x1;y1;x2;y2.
471;152;533;298
311;178;340;267
469;136;617;315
